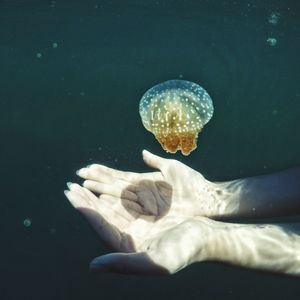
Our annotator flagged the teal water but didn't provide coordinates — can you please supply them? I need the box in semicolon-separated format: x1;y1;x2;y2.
1;0;300;299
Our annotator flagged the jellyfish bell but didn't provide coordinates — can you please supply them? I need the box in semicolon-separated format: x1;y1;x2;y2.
139;80;214;155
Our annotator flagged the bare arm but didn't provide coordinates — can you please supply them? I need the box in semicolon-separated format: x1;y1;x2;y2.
218;166;300;219
203;220;300;276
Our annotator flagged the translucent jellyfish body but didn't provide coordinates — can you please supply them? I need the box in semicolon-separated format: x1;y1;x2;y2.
139;80;214;155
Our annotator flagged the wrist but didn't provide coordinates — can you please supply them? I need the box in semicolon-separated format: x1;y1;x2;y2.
188;217;226;263
211;180;243;218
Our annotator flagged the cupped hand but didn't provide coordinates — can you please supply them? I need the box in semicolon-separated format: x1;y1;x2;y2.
65;183;214;275
76;150;224;219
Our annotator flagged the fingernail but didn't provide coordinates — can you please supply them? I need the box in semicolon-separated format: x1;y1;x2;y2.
66;182;72;188
64;190;70;196
76;169;82;176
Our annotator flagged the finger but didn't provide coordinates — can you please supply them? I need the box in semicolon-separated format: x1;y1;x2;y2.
65;184;126;228
142;150;168;171
89;253;169;275
99;194;141;220
66;183;139;225
65;183;95;208
67;182;86;198
68;182;100;210
65;189;128;250
78;185;140;227
64;189;86;209
76;207;124;250
77;164;161;183
77;164;142;182
80;185;99;202
100;195;144;221
83;180;138;201
90;194;131;229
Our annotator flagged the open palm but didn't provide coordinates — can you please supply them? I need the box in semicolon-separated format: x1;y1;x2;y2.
65;183;211;275
76;150;221;218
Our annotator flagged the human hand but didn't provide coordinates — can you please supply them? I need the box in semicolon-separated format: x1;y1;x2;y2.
75;150;227;219
64;183;215;275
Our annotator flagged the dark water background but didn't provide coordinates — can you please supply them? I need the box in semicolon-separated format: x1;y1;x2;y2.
1;0;300;299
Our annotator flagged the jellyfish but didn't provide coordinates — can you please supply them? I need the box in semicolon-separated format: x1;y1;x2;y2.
139;80;214;155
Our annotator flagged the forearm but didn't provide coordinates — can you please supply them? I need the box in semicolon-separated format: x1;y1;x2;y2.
217;166;300;218
203;221;300;276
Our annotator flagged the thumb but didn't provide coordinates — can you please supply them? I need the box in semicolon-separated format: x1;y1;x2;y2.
142;150;167;170
89;252;169;275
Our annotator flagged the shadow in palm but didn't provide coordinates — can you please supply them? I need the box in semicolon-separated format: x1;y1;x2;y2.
121;179;173;220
